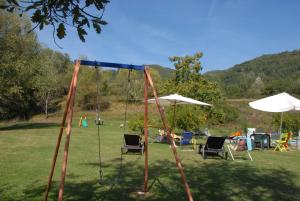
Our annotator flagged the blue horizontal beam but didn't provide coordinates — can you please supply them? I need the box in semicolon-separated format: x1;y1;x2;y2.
79;60;144;71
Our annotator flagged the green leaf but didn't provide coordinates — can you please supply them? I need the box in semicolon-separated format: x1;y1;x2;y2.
72;6;80;23
39;22;44;30
0;5;9;9
85;0;94;7
10;0;19;6
81;18;89;27
92;21;101;33
99;20;107;25
7;7;15;12
31;10;42;23
77;27;87;42
56;23;66;39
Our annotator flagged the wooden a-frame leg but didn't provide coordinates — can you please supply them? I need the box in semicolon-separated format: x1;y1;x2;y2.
57;61;80;201
144;67;194;201
44;61;80;201
143;71;149;192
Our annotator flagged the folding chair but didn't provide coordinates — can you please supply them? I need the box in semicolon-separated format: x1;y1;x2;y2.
199;136;227;159
121;134;144;154
274;132;291;152
227;138;253;161
180;131;196;150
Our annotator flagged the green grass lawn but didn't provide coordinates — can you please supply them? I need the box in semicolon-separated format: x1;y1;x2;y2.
1;113;300;201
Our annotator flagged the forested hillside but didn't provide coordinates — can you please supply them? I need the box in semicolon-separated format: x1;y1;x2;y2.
148;64;173;79
205;50;300;98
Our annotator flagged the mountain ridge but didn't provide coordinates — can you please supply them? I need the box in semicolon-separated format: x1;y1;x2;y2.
203;49;300;98
143;50;300;99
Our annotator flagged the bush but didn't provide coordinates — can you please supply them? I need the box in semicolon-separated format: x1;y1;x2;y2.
128;116;144;134
167;106;207;131
273;113;300;133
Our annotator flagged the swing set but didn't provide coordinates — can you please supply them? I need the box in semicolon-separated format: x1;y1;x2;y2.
44;60;194;201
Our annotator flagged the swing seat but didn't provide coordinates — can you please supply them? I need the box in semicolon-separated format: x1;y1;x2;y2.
121;134;144;155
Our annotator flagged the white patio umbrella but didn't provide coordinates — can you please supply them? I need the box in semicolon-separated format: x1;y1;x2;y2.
249;92;300;134
148;93;211;129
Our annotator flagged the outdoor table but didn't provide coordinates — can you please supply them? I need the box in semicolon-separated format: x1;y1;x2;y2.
251;133;270;150
289;136;300;150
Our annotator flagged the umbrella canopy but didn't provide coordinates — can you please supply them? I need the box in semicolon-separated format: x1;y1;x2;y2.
148;93;211;106
249;92;300;112
249;92;300;134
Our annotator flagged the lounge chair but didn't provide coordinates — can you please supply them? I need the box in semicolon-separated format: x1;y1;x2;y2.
180;131;196;150
199;136;227;159
274;132;291;152
121;134;144;154
227;138;253;161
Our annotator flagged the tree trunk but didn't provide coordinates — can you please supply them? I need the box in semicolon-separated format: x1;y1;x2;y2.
45;91;49;119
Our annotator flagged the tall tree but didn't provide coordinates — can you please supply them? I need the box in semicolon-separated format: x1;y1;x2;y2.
0;10;42;119
36;48;71;118
160;52;233;129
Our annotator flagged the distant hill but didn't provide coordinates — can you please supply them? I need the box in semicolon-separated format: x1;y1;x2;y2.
148;64;174;80
204;50;300;98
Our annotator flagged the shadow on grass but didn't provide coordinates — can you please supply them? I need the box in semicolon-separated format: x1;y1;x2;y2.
0;122;59;131
2;160;300;201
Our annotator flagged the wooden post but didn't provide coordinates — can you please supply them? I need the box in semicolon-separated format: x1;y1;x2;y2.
144;68;194;201
143;69;149;192
44;60;81;201
57;60;80;201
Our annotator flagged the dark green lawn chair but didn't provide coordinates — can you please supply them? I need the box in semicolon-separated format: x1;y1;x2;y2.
199;136;227;160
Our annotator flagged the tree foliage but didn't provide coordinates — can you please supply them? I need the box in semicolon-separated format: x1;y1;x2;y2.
273;113;300;134
158;52;236;130
76;67;111;111
36;48;71;117
0;0;109;42
0;10;71;119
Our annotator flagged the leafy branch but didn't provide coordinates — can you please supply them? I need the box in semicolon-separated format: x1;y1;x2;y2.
1;0;110;42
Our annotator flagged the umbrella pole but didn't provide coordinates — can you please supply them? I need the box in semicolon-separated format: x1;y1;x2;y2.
172;103;177;131
279;112;283;134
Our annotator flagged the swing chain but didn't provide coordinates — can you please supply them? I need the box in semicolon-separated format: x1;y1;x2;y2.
95;67;102;126
95;67;133;185
95;66;104;182
117;69;133;184
123;69;132;133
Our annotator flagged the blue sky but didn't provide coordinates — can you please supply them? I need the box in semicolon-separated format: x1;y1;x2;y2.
37;0;300;72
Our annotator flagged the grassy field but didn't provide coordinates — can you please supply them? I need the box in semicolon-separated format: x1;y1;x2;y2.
1;106;300;201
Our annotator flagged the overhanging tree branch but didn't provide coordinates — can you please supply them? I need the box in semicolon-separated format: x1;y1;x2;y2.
1;0;110;42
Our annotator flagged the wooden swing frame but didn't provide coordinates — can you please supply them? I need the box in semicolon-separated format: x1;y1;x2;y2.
44;60;194;201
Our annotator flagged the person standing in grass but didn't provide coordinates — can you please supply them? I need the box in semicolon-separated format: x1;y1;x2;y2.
79;114;88;128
